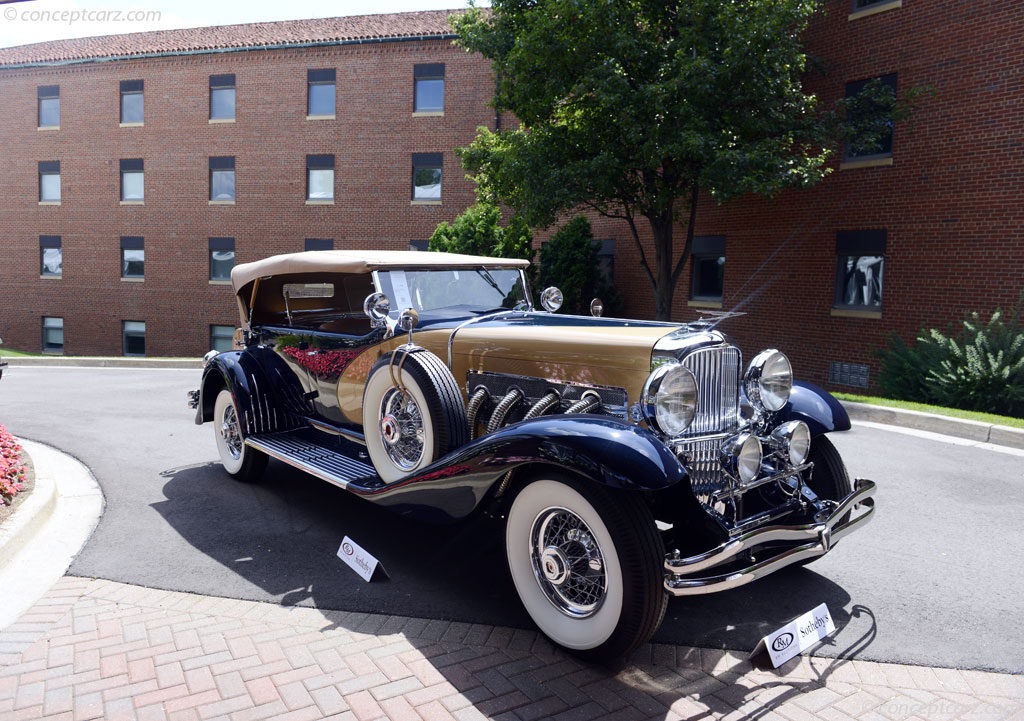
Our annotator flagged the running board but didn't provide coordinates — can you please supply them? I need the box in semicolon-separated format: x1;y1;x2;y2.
246;432;380;491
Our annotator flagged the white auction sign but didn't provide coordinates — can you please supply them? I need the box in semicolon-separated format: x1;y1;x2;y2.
751;602;836;668
337;536;385;582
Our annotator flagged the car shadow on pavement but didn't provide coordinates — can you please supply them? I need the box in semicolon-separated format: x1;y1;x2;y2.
153;459;879;718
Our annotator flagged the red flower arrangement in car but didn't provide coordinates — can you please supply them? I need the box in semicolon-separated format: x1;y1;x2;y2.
281;347;363;381
0;424;27;506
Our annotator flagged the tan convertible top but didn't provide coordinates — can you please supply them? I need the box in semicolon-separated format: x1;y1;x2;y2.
230;250;530;293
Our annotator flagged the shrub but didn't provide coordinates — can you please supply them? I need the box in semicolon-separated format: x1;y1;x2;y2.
538;216;623;316
878;297;1024;418
0;424;27;506
428;202;532;261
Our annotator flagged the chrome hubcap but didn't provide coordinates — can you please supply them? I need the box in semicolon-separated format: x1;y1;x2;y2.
529;506;607;618
378;388;424;471
220;404;242;460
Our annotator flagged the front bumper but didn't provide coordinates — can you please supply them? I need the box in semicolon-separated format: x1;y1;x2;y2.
664;478;876;595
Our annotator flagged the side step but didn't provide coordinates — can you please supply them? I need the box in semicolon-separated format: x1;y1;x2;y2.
246;432;380;491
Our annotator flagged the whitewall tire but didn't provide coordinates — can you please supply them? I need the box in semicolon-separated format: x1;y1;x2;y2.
214;389;267;482
505;472;667;662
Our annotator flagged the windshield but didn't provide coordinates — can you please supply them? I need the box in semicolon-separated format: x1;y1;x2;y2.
377;268;529;317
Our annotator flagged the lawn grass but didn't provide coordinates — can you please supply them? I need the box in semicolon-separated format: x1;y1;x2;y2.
0;348;42;357
833;392;1024;429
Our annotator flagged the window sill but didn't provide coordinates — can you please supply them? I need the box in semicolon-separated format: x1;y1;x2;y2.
119;122;144;128
839;156;893;170
209;279;233;285
209;118;236;124
411;200;442;206
38;201;61;206
412;111;444;117
120;200;145;206
849;0;901;21
209;200;236;205
306;114;336;121
40;274;62;280
37;126;60;131
688;299;723;309
831;308;882;319
121;277;144;283
305;199;335;205
41;350;64;355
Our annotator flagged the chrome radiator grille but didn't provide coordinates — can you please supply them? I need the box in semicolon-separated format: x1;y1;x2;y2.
676;344;742;509
680;345;741;437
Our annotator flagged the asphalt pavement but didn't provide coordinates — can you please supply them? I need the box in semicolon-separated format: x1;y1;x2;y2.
1;366;1022;673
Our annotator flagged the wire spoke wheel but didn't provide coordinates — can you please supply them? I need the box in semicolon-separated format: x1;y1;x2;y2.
531;507;608;617
378;387;426;471
220;404;243;460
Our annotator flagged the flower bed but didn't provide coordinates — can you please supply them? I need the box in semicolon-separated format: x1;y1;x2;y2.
1;424;27;506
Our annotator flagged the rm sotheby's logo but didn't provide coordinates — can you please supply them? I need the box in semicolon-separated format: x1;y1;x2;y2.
771;632;794;652
342;542;354;556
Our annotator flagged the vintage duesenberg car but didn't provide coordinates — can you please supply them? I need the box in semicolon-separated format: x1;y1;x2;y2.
189;250;875;660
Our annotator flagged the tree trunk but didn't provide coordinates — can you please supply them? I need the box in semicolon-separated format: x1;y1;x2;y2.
650;212;675;322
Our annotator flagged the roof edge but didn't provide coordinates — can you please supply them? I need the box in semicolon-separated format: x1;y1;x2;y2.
0;32;459;70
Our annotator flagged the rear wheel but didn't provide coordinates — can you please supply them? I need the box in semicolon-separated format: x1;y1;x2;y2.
214;389;267;482
505;471;667;663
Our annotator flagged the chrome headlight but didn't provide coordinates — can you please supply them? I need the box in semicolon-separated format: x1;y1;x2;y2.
642;363;698;437
770;420;811;465
720;433;762;483
744;349;793;412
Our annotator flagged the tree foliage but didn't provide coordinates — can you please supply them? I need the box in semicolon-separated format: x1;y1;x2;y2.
539;216;623;316
452;0;908;320
428;201;532;261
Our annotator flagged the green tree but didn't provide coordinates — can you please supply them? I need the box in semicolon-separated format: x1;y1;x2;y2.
428;201;532;261
452;0;912;320
539;216;623;316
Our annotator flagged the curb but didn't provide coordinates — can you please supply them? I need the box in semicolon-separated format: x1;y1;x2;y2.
841;400;1024;450
0;439;105;631
0;458;58;574
3;356;201;369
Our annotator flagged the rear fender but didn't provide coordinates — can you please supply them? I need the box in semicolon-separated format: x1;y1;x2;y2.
775;381;851;437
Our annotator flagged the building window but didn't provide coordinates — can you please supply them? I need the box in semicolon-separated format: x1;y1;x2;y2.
120;80;144;124
38;85;60;128
844;74;897;162
209;74;236;120
594;238;616;284
852;0;895;8
835;230;886;309
690;235;726;301
210;325;235;352
39;161;60;202
414;64;444;113
307;69;336;117
209;157;235;201
305;238;333;251
120;159;144;201
409;240;429;252
40;236;62;277
209;237;235;280
123;321;146;356
42;317;64;354
411;153;442;201
306;155;335;201
120;236;144;279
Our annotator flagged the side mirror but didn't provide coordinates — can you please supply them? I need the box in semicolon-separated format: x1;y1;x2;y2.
363;292;391;327
590;298;604;317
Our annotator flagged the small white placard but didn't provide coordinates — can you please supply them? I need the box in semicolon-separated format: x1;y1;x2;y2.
752;602;836;668
389;271;414;314
337;536;384;582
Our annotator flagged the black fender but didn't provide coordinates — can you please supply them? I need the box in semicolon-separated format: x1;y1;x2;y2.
195;348;309;434
775;381;851;437
347;414;690;523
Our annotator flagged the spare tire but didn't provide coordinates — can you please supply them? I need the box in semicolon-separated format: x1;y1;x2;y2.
362;348;469;483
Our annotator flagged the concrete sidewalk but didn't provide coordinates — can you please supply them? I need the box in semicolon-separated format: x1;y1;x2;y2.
0;577;1021;721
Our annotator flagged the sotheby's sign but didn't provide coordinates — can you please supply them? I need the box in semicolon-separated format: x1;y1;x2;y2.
752;603;836;668
337;536;385;582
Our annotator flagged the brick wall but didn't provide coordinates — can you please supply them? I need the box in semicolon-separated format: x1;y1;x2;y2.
0;38;495;356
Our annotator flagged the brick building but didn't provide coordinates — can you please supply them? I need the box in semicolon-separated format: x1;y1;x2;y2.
1;3;1021;392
